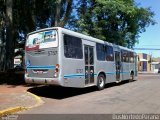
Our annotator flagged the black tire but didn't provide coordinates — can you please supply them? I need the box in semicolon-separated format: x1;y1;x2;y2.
97;74;105;90
129;72;134;82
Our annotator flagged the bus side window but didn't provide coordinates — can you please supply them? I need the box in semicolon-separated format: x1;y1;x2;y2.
106;45;114;61
64;34;83;59
96;43;105;61
130;52;134;63
122;50;130;63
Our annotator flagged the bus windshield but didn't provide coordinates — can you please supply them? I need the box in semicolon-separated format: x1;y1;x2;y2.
26;30;57;49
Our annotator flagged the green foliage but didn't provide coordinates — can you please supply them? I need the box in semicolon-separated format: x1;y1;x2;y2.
72;0;155;48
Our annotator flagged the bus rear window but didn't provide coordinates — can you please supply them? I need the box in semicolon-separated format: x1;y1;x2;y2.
26;30;57;49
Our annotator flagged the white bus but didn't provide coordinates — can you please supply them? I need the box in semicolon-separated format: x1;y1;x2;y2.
25;27;138;90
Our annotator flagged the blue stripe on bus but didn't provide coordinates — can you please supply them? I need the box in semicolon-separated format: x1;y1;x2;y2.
27;65;56;70
120;72;130;74
64;72;131;78
64;74;85;78
94;74;97;76
64;73;97;78
105;72;130;75
105;72;115;75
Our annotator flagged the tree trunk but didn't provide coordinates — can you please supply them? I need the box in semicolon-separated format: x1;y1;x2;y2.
0;7;6;71
23;0;36;32
60;0;73;27
55;0;61;27
5;0;14;71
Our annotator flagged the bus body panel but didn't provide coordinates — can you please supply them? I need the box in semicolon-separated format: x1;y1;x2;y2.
129;63;135;73
25;47;58;78
61;58;85;88
96;61;116;83
121;62;130;80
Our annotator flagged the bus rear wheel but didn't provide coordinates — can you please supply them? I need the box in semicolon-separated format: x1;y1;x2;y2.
97;74;105;90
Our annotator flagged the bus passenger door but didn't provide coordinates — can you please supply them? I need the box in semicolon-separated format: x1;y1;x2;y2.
115;52;121;81
84;45;94;85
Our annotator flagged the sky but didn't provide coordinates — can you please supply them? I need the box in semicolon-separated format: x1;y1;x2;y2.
134;0;160;58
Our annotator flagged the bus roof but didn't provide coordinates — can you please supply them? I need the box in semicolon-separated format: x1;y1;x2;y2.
27;27;135;53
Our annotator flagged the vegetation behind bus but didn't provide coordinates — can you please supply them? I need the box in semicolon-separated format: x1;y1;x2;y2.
0;0;155;76
73;0;156;48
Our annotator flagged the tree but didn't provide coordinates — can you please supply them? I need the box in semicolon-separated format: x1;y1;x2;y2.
72;0;155;48
0;0;14;71
0;0;6;71
0;0;74;72
5;0;14;70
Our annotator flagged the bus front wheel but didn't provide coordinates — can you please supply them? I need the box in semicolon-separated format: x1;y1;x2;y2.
97;74;105;90
129;72;134;82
